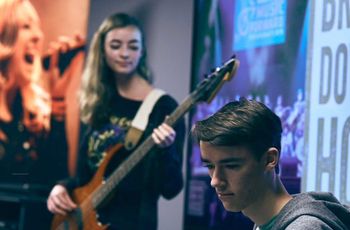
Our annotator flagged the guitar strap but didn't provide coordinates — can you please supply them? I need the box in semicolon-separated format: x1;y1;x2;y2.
124;88;165;150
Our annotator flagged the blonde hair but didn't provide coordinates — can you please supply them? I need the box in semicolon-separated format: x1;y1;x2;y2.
0;0;43;85
0;0;21;76
79;13;152;126
0;0;19;45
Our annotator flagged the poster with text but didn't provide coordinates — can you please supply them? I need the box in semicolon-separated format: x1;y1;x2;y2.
303;0;350;206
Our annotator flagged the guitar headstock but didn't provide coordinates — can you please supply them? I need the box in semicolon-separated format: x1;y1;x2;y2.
194;56;240;104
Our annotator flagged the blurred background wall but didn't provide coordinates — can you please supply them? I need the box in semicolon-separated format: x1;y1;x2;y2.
87;1;194;229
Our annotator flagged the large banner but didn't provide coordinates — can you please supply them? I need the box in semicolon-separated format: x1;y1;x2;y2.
185;0;309;229
0;0;88;228
303;0;350;205
0;0;88;184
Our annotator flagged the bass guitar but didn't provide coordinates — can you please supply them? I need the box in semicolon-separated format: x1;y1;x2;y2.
51;56;239;230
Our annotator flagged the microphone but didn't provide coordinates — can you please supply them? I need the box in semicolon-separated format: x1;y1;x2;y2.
42;44;85;74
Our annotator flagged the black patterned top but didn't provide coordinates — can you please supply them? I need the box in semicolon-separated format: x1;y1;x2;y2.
61;90;185;230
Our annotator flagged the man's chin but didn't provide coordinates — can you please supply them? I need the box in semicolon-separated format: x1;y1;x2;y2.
221;202;241;212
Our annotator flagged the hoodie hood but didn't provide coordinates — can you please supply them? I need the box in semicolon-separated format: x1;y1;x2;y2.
271;192;350;230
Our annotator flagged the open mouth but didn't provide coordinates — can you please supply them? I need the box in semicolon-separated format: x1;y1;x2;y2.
24;54;34;64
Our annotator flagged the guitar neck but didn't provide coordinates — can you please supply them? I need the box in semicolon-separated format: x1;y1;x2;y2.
90;95;195;208
89;56;237;209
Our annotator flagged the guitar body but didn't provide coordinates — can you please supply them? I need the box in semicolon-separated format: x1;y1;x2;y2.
51;144;123;230
50;56;238;230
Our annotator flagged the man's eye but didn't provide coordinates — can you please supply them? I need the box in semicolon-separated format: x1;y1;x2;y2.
202;164;214;169
225;164;239;169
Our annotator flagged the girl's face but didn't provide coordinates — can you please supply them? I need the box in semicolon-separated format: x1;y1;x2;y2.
9;1;43;85
103;26;143;76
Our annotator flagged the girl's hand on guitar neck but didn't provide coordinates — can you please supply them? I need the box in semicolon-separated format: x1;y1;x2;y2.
47;184;77;215
152;123;176;148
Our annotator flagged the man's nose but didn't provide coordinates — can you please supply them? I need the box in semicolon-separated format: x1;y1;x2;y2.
210;167;226;188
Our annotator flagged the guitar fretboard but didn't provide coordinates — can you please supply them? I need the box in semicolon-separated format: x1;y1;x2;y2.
84;57;237;209
90;95;196;208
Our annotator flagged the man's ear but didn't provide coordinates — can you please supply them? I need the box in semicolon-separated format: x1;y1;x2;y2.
264;147;279;171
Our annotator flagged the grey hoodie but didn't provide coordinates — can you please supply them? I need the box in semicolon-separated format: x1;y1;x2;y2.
255;192;350;229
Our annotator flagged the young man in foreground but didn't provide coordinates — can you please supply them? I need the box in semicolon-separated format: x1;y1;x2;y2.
192;98;350;229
